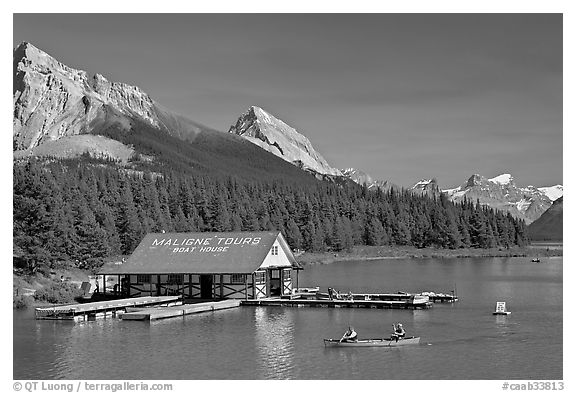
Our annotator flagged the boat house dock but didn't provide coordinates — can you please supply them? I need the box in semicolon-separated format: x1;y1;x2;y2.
35;231;457;322
121;299;241;321
242;297;431;309
35;296;181;321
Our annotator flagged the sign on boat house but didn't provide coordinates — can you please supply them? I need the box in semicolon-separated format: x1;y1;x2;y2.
99;231;302;300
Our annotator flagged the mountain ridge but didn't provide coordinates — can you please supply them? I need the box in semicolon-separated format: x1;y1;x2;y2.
12;42;327;185
229;106;342;177
440;173;561;224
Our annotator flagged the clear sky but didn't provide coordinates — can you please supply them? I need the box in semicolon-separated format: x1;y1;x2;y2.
13;13;563;188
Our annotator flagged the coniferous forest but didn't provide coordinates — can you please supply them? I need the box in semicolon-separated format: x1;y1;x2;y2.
13;157;529;275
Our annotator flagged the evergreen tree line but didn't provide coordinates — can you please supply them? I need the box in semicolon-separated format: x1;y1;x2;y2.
13;159;529;274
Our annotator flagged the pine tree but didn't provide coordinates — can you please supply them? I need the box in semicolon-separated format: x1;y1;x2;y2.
285;218;303;250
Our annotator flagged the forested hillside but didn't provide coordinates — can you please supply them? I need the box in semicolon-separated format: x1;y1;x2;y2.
13;158;528;275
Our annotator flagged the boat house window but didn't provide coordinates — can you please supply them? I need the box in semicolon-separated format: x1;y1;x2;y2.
255;271;266;284
271;245;278;256
231;274;245;284
167;274;183;285
137;274;150;284
282;270;291;280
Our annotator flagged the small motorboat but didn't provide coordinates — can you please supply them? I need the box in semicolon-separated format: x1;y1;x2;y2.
323;336;420;347
493;301;511;315
531;258;541;263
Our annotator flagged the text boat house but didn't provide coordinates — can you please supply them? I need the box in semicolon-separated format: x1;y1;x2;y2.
99;231;302;300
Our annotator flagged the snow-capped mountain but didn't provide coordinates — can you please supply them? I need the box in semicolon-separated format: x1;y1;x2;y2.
442;173;562;224
341;168;394;190
229;106;342;177
13;42;210;155
537;185;563;202
411;178;441;197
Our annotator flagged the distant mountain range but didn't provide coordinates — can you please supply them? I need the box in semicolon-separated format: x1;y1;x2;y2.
340;168;396;191
13;42;562;228
412;174;562;224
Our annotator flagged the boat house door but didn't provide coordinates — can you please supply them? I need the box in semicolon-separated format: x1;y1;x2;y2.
269;269;281;297
200;274;213;299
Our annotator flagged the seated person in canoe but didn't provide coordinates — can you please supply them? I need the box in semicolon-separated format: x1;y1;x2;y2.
340;326;358;342
391;323;406;341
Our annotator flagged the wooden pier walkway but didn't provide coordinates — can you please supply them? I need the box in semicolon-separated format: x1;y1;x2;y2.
295;290;457;304
35;296;181;321
241;297;432;309
121;299;241;321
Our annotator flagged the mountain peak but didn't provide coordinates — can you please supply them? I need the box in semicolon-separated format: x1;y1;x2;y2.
13;42;161;150
14;41;41;58
411;178;441;197
466;174;484;187
229;106;341;176
489;173;514;186
341;168;395;191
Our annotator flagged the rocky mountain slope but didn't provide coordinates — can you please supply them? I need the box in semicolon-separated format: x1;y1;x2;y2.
528;197;563;241
411;178;442;198
229;106;342;177
442;173;562;224
12;42;325;184
228;107;402;188
13;42;215;153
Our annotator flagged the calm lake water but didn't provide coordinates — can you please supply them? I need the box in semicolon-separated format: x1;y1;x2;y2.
13;257;563;380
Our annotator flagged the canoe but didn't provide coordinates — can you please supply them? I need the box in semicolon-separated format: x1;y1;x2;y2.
323;336;420;347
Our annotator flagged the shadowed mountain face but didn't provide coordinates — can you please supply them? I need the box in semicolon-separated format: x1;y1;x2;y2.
12;42;323;184
528;197;563;241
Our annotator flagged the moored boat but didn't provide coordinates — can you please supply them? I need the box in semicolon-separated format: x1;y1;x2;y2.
323;336;420;347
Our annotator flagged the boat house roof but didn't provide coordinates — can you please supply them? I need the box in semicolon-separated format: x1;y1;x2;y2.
100;231;300;275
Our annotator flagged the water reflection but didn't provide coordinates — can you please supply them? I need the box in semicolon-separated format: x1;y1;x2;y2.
14;257;563;380
254;307;296;378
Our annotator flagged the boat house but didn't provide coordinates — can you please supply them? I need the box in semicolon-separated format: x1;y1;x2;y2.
99;231;301;300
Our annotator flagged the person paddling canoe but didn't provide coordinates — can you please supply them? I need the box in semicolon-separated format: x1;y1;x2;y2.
340;326;358;342
391;323;406;342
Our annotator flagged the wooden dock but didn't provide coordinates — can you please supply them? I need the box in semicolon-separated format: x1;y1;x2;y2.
294;289;458;304
35;296;181;321
241;297;432;309
121;299;241;321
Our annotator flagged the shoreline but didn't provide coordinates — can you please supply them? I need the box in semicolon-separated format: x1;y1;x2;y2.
295;244;562;266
